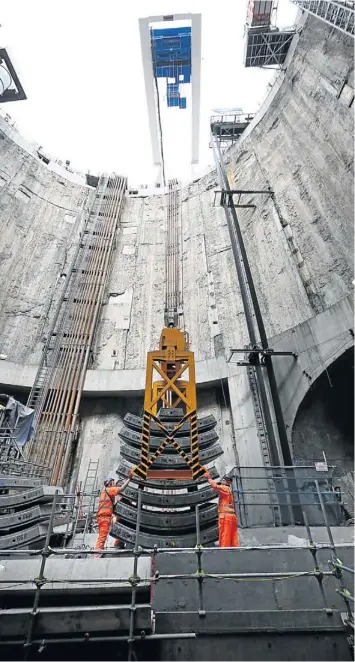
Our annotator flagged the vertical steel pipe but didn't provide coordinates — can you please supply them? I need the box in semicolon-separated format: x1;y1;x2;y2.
27;176;126;485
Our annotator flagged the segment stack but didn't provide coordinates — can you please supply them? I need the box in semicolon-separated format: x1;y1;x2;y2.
112;408;223;547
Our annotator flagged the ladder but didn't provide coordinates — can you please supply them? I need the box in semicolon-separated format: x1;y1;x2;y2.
26;177;108;419
247;363;281;526
27;364;49;412
79;460;100;544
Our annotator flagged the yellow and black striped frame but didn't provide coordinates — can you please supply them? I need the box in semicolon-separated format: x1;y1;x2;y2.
131;328;204;481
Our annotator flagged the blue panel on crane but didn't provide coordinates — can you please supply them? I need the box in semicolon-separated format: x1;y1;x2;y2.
151;26;191;110
182;65;191;84
167;83;179;98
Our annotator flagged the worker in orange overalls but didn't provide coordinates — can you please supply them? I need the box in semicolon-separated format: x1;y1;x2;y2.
203;467;239;548
94;471;133;557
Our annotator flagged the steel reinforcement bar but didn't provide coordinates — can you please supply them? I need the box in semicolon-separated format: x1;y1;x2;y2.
27;176;126;485
31;178;115;478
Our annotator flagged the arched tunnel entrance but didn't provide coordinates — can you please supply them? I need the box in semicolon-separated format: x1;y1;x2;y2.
292;346;354;516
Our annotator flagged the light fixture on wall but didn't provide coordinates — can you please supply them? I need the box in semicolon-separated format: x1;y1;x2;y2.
0;48;26;103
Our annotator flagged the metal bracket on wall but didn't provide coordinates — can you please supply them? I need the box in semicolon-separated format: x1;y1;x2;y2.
0;49;27;102
228;347;298;366
214;189;274;208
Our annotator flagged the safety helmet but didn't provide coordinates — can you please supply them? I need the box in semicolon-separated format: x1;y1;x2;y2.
104;476;115;486
222;474;232;483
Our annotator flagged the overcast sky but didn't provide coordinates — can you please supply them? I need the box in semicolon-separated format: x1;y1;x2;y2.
1;0;298;184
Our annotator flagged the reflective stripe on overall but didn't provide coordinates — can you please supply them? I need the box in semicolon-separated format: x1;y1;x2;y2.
97;487;116;519
217;486;235;516
218;485;238;548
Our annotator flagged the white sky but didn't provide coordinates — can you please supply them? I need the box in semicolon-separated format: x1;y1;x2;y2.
1;0;298;185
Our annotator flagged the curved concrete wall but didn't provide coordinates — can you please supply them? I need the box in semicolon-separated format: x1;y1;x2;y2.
0;15;352;374
0;119;93;365
0;13;353;487
94;14;353;372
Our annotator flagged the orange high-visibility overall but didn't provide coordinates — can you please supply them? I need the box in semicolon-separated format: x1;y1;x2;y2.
209;479;239;547
95;486;121;550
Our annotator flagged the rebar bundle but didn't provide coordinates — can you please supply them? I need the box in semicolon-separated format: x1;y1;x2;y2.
26;175;126;485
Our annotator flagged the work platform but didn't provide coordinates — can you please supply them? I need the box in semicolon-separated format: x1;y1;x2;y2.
244;27;295;67
0;457;353;660
292;0;355;37
210;113;255;146
0;543;353;660
0;409;353;659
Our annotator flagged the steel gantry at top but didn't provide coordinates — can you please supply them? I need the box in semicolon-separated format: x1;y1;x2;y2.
243;1;296;68
139;12;201;183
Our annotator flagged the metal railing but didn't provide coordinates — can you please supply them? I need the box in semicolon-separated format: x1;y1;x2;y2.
0;427;51;481
61;464;349;545
0;459;51;482
210;112;255;126
292;0;355;36
232;465;346;528
0;479;353;659
0;426;51;484
41;467;349;562
0;426;22;459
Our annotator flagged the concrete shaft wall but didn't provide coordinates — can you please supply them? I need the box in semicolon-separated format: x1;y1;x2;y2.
94;15;353;371
224;15;353;325
0;126;92;365
0;14;353;486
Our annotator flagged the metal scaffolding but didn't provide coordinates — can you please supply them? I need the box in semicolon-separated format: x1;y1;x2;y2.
292;0;355;37
244;28;295;67
210;113;255;150
0;479;353;659
0;419;50;482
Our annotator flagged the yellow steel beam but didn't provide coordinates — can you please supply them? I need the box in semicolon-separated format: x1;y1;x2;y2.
131;327;204;481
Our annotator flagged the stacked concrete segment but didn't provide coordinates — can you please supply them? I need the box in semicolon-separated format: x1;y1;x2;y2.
0;477;64;549
112;412;222;547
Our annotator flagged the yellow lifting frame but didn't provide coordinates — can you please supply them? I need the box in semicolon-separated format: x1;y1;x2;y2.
131;327;204;481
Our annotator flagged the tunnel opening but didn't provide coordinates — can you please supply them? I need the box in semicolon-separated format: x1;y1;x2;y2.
292;346;354;516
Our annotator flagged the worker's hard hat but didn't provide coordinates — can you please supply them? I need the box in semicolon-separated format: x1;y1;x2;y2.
222;474;232;483
104;476;115;486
